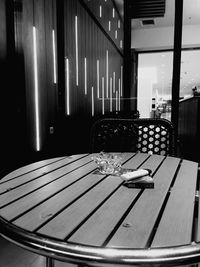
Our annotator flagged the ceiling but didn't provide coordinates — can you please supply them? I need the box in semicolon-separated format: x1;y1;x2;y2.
132;0;200;28
114;0;200;99
115;0;200;27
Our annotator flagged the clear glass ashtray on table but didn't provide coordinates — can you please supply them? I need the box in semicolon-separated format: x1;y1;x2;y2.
92;152;123;175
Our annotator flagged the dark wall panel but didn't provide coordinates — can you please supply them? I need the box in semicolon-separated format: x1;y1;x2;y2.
0;0;6;60
2;0;124;160
63;0;123;119
44;0;58;127
82;0;123;52
0;0;125;176
0;0;30;175
23;0;57;152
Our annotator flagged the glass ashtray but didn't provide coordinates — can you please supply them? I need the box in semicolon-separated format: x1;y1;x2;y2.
92;152;123;175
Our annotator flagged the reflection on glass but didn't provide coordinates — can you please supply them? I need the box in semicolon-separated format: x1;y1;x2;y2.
137;52;173;121
181;0;200;99
180;50;200;99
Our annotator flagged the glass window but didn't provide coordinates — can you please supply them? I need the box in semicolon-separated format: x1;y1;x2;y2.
137;52;173;120
132;0;175;120
180;0;200;98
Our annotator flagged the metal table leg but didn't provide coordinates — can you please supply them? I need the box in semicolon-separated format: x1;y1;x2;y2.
46;257;54;267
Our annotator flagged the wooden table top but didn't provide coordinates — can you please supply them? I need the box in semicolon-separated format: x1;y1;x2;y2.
0;152;200;266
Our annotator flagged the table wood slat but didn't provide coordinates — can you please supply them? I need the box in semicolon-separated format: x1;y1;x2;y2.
0;155;91;194
37;176;123;240
38;154;165;243
0;157;65;181
67;154;151;246
121;153;150;169
152;159;198;247
0;155;94;206
1;154;87;182
68;186;141;246
1;153;134;220
13;174;120;232
0;161;100;220
107;156;181;248
0;153;199;267
136;154;165;174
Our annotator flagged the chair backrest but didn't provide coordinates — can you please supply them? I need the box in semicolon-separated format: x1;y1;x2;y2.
90;118;175;156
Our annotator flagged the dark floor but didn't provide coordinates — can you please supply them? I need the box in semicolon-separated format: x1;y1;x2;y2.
0;236;75;267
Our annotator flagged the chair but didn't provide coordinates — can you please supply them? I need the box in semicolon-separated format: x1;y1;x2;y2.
89;118;175;156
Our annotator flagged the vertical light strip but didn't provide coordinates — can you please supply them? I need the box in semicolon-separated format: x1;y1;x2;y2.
106;50;109;98
97;59;100;98
91;86;94;116
118;20;120;28
115;30;118;39
118;78;121;97
75;16;79;86
120;40;123;49
65;57;70;115
112;8;115;18
113;72;116;93
118;80;121;111
33;26;40;151
102;77;105;115
110;77;112;112
116;91;118;111
121;65;123;96
99;5;102;17
84;57;87;95
52;29;57;84
118;90;121;111
108;21;111;31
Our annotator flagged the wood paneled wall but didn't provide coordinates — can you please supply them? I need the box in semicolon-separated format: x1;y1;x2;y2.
62;0;124;118
23;0;57;151
1;0;124;157
82;0;123;52
21;0;124;152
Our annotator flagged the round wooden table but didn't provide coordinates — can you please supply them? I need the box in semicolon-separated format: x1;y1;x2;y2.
0;152;200;266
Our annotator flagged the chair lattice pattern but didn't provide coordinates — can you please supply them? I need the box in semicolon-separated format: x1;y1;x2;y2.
137;124;170;155
90;118;175;156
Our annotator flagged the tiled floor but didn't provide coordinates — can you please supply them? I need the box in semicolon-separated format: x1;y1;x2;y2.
0;237;76;267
